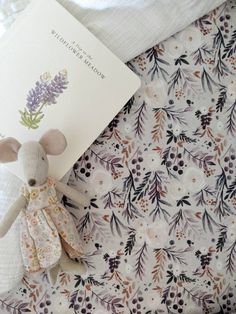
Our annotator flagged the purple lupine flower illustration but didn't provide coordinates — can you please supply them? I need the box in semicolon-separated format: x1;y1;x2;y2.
26;81;48;112
41;72;69;105
20;70;69;129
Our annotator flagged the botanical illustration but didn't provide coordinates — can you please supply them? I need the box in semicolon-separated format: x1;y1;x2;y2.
2;1;236;313
19;70;68;129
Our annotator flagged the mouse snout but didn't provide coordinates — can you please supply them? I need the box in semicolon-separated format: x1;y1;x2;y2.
28;179;36;186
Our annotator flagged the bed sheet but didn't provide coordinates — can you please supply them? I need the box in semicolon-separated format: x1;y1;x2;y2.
1;0;236;313
0;0;226;62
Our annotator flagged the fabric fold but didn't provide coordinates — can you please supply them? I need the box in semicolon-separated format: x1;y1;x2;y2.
58;0;226;61
0;0;226;61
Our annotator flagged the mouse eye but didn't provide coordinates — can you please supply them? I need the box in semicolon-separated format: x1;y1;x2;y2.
42;157;45;161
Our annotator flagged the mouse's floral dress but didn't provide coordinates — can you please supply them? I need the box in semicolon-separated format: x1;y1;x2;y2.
20;177;83;272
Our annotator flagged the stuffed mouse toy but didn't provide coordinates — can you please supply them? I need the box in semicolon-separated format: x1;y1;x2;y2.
0;129;87;290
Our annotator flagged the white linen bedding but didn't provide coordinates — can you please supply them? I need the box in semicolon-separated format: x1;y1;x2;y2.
0;0;226;61
58;0;227;61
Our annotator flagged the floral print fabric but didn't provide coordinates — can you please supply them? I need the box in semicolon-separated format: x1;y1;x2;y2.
1;1;236;313
20;177;83;272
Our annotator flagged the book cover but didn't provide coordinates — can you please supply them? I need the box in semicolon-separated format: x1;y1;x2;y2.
0;0;140;180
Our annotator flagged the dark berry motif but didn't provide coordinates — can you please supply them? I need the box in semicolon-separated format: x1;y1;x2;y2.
218;13;231;39
219;288;236;314
38;297;51;314
165;149;185;175
71;292;93;313
165;290;186;313
195;109;213;130
104;252;121;273
79;161;91;177
195;250;201;258
74;154;93;179
109;257;120;273
195;249;212;270
195;110;201;118
130;154;144;182
108;117;120;132
131;291;144;314
223;149;235;182
201;113;212;129
200;254;211;269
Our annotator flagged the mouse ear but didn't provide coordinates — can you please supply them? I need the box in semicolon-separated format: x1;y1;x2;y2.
39;129;67;156
0;138;21;163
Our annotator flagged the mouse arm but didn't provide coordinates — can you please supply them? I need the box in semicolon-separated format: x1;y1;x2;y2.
0;195;27;238
55;180;89;207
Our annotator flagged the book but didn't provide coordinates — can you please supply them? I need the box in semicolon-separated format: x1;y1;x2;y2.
0;0;140;180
